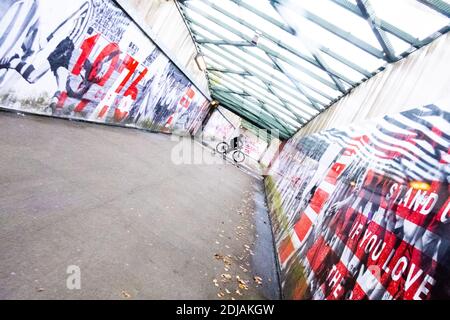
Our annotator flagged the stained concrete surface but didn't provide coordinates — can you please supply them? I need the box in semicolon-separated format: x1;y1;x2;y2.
0;111;279;300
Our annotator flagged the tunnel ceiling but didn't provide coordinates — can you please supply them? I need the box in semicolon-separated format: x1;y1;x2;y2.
176;0;450;140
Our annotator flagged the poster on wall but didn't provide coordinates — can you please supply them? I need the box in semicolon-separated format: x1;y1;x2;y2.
266;104;450;300
0;0;210;135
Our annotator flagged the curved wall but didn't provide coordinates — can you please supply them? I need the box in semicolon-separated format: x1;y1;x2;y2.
0;0;210;135
266;103;450;300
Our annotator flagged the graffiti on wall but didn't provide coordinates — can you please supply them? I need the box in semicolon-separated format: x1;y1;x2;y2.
202;106;241;141
240;127;268;162
266;104;450;300
0;0;209;134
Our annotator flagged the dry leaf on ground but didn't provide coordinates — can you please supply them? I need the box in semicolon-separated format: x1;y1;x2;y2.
221;274;232;281
254;276;263;285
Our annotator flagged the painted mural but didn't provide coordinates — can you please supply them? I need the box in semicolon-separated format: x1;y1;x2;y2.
266;104;450;300
0;0;210;134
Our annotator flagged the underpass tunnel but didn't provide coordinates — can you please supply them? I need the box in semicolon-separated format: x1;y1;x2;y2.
0;0;449;301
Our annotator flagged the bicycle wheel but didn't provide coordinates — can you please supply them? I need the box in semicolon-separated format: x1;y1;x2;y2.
216;142;229;154
232;150;245;163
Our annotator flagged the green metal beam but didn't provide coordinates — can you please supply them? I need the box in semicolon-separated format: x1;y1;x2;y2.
266;54;324;111
209;77;306;127
203;54;249;75
213;86;290;125
329;0;420;46
238;46;336;101
228;0;294;34
192;24;339;100
356;0;397;62
211;85;301;129
312;52;347;93
219;101;288;138
197;39;253;46
195;0;370;81
202;44;319;116
417;0;450;18
214;71;313;124
187;16;342;93
216;97;297;138
318;46;372;78
213;91;293;137
208;68;315;120
209;69;315;118
183;1;356;88
213;87;250;97
213;93;271;126
254;99;293;135
201;42;325;113
201;0;372;78
206;67;251;77
261;81;308;126
273;3;385;60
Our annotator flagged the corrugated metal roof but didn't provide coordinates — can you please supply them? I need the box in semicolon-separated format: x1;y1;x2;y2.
177;0;450;139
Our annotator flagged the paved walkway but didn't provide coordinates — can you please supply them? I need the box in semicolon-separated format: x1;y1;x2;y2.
0;111;279;300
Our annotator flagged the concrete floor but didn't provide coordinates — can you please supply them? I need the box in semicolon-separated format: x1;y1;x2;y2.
0;111;279;300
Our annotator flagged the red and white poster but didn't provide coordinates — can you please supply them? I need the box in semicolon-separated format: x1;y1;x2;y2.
267;104;450;300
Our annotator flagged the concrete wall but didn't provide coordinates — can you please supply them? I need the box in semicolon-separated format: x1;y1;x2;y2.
296;33;450;138
265;103;450;300
0;0;210;135
116;0;209;96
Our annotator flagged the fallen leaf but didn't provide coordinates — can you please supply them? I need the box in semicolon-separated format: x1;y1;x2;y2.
238;283;248;290
237;278;249;290
36;287;44;292
221;274;232;281
254;276;263;285
222;256;232;266
217;292;225;298
239;266;248;272
121;290;131;299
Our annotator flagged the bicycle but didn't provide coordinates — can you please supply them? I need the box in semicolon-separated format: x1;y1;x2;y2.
216;141;246;163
